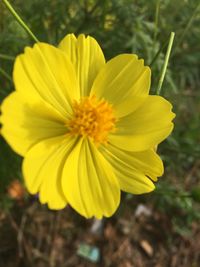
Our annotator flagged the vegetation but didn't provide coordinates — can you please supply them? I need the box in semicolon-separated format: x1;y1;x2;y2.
0;0;200;266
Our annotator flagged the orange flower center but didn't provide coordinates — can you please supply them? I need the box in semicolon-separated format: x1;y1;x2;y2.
68;96;116;145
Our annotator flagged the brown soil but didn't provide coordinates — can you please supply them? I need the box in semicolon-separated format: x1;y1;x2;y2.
0;198;199;267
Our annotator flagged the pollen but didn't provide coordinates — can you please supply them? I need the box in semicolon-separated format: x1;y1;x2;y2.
68;96;116;145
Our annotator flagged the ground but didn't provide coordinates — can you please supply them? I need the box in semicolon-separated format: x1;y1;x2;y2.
0;195;199;267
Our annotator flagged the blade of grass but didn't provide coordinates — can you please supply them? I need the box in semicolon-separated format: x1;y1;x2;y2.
156;32;175;95
0;67;12;82
173;2;200;54
150;35;169;67
2;0;39;43
0;53;14;61
153;0;161;47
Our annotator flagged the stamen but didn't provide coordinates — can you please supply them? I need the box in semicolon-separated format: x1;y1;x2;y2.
67;95;116;145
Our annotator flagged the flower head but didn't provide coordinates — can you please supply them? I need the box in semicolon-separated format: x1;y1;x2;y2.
0;34;175;218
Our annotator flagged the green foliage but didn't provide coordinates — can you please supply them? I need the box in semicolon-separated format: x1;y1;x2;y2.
0;0;199;223
191;187;200;202
154;182;200;236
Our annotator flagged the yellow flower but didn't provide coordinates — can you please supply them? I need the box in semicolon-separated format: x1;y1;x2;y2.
0;34;175;218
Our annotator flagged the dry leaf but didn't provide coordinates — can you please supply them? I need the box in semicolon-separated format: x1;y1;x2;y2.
7;180;25;200
140;240;153;257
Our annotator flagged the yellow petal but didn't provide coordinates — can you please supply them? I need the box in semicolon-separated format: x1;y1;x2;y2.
14;42;79;118
59;34;105;96
91;54;150;108
114;95;147;118
22;135;77;209
61;138;120;219
0;92;67;156
109;95;175;151
101;144;163;186
101;145;159;194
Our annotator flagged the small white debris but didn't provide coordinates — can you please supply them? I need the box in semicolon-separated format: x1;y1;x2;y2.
135;204;152;218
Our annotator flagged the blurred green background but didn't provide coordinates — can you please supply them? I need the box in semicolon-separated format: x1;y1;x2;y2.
0;0;200;239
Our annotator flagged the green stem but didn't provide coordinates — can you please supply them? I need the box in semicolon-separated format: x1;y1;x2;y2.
0;53;14;61
2;0;39;43
156;32;175;95
173;2;200;53
149;35;169;67
0;67;12;82
153;0;160;47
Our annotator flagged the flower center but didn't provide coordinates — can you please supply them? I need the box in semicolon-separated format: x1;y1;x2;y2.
67;96;116;145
